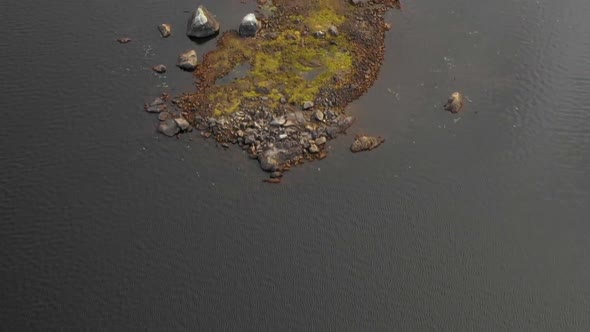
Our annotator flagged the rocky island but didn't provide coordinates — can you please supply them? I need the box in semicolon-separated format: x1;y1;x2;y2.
155;0;399;180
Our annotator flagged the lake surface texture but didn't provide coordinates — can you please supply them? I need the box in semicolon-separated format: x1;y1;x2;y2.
1;0;589;330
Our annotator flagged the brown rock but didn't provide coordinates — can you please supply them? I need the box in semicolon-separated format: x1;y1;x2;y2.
444;92;465;113
177;50;198;71
152;64;167;73
158;24;172;38
350;135;385;153
116;37;131;44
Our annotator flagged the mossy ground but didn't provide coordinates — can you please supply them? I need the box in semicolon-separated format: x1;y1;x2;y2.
179;0;399;120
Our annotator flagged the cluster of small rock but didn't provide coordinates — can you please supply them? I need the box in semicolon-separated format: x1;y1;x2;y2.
190;103;358;178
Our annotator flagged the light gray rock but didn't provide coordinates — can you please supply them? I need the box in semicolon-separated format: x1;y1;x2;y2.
328;25;339;36
186;6;220;38
174;117;190;131
308;144;320;153
303;101;314;110
313;110;324;121
158;118;180;137
315;137;327;145
239;13;261;37
177;50;198;71
270;116;286;126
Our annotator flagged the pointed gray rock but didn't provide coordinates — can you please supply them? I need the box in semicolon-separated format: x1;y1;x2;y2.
186;6;220;38
239;13;261;37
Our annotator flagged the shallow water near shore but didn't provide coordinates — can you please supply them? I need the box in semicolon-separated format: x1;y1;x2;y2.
1;0;590;329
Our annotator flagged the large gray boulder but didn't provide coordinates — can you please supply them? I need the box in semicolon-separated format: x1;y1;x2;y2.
239;13;261;37
158;119;180;137
177;50;198;71
186;6;220;38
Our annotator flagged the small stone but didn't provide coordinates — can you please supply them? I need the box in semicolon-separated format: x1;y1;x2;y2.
158;24;172;38
313;110;324;121
308;144;319;153
158;119;180;137
177;50;198;71
152;64;167;73
221;143;229;148
315;137;327;145
186;6;220;38
303;101;314;110
328;25;339;36
270;116;286;126
270;171;283;178
145;98;166;113
239;13;261;37
174;117;190;131
158;112;170;121
279;134;288;140
314;31;326;38
384;23;391;31
263;178;281;184
116;37;131;43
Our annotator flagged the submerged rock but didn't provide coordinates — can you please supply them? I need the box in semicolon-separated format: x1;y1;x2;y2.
158;118;180;136
145;98;167;113
239;13;261;37
177;50;198;71
186;6;220;38
444;92;464;113
158;24;172;38
116;37;131;44
350;135;385;152
152;64;167;73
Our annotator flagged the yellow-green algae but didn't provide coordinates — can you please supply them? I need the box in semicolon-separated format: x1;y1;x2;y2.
183;0;376;117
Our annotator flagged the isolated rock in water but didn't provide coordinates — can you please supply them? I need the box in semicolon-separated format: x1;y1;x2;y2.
239;13;261;37
444;92;464;113
158;118;180;136
186;6;220;38
158;24;172;38
350;135;385;152
116;37;131;43
152;64;167;73
177;50;198;71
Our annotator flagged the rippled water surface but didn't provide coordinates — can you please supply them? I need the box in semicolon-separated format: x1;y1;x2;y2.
1;0;589;329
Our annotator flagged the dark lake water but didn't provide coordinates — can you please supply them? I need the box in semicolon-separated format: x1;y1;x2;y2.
2;0;590;329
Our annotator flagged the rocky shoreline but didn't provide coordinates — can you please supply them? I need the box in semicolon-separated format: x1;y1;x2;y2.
145;0;399;181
